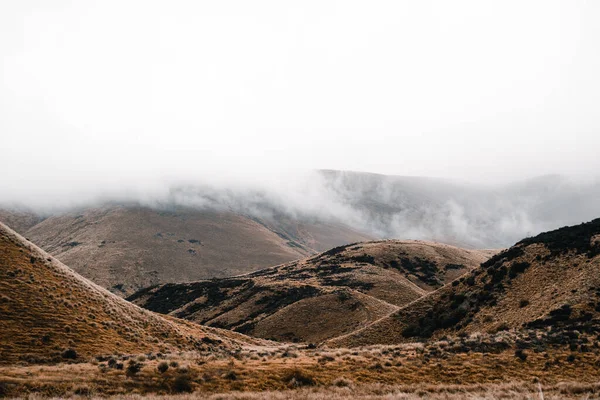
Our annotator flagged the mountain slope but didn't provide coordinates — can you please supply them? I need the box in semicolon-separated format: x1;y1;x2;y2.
0;209;44;234
329;218;600;347
23;205;372;296
4;170;599;297
130;240;493;343
0;222;256;364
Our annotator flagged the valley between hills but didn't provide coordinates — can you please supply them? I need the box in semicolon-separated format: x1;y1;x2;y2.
3;0;600;396
1;215;600;398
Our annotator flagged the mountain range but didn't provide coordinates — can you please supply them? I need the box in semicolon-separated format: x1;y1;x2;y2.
2;170;599;297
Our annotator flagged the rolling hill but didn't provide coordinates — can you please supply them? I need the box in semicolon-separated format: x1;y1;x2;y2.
129;240;494;343
22;205;372;296
2;170;599;298
329;218;600;347
0;221;257;364
0;208;43;234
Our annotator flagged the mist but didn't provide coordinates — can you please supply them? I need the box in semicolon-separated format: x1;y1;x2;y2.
2;1;600;248
1;169;599;249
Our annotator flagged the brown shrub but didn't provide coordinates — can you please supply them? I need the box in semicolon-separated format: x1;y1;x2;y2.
157;361;169;374
283;369;316;387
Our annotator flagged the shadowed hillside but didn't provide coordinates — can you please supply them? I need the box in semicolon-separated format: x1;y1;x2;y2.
329;218;600;347
0;222;259;364
129;240;493;343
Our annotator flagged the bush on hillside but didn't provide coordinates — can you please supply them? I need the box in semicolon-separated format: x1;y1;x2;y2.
157;361;169;374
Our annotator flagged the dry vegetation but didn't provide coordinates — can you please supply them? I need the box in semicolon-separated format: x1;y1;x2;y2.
129;241;493;343
3;218;600;399
22;206;372;296
0;222;261;365
0;210;43;235
330;219;600;347
2;339;600;398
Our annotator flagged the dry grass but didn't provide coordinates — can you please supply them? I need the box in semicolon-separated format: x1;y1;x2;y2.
330;240;600;347
22;206;372;296
131;240;494;343
2;342;600;398
3;216;600;399
11;383;600;400
0;222;260;365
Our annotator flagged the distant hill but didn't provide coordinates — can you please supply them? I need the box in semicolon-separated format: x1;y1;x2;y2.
0;222;257;364
22;205;372;296
0;209;44;234
2;170;598;296
329;218;600;347
129;240;493;343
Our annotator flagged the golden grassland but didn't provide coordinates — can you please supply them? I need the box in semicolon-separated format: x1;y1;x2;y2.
2;340;600;398
130;240;493;344
0;222;261;365
330;243;600;348
22;206;373;296
3;220;600;398
11;383;600;400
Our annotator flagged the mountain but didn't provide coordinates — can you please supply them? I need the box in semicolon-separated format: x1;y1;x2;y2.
0;221;256;364
329;218;600;347
129;240;493;343
3;170;598;297
23;205;372;296
0;208;44;234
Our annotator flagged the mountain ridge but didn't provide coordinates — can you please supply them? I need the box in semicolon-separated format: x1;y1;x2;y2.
20;205;372;296
328;218;600;347
129;239;494;343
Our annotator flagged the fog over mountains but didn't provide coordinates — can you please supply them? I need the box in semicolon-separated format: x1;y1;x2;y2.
3;170;599;249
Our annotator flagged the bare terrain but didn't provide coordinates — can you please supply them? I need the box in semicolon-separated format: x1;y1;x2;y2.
3;170;600;299
0;209;44;234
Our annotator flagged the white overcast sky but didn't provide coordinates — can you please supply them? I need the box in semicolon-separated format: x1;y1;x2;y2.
1;0;600;192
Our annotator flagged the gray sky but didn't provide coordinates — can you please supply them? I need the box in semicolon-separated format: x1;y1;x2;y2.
1;0;600;196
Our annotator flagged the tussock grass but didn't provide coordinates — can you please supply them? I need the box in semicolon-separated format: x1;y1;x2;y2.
12;382;600;399
2;342;600;398
0;222;263;366
131;240;492;344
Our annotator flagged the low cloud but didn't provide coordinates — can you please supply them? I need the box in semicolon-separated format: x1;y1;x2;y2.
2;169;598;249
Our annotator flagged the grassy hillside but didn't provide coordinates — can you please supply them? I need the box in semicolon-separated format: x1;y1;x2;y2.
3;221;600;398
0;209;44;234
130;240;492;343
23;205;372;296
0;222;258;364
330;218;600;347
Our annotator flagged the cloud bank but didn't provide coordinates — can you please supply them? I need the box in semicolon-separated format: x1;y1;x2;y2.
2;169;599;249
